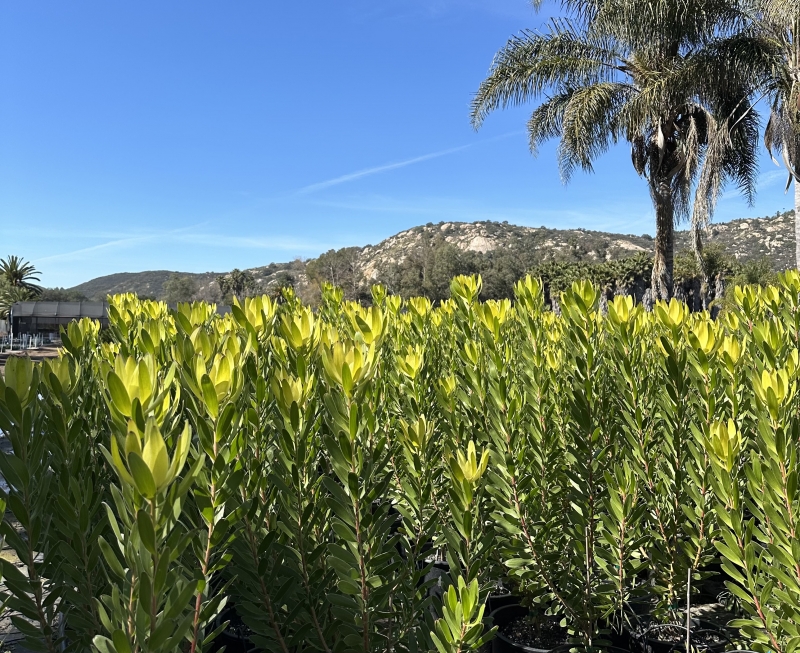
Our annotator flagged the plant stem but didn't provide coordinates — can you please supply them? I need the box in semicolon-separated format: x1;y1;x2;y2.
150;498;159;644
242;517;290;653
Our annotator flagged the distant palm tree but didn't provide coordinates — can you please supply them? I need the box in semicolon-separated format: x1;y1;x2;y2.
0;255;42;295
757;0;799;267
471;0;773;300
216;269;258;302
0;286;34;319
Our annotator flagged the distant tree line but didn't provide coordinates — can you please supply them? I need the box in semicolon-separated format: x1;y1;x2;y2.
305;227;658;303
304;237;776;311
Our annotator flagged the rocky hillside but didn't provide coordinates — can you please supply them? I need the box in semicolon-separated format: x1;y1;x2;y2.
674;211;796;269
356;220;655;282
360;211;795;279
68;210;795;301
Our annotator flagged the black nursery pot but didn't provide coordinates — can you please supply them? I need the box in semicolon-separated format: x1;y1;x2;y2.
490;604;634;653
486;592;522;615
490;604;569;653
424;559;452;603
629;619;732;653
694;562;728;604
212;607;257;653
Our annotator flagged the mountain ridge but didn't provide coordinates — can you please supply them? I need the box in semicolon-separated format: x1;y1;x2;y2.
67;211;796;301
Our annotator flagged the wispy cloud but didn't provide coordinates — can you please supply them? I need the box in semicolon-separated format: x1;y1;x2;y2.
759;169;792;190
34;223;209;264
295;131;524;196
178;233;339;252
307;194;653;233
35;236;157;264
34;227;340;266
295;145;472;196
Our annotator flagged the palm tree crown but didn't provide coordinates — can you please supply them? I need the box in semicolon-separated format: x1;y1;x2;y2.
0;255;42;295
471;0;775;300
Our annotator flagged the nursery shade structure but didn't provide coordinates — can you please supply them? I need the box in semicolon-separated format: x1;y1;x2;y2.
10;301;232;336
10;301;109;335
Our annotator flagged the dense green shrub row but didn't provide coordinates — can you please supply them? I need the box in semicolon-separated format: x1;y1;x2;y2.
1;275;800;653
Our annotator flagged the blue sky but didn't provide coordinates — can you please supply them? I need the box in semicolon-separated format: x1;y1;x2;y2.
0;0;794;288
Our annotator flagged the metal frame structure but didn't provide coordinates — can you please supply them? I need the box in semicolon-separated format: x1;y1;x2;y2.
9;301;109;345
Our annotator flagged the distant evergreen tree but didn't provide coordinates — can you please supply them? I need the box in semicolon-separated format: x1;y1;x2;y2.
162;274;197;304
39;288;89;301
216;269;258;303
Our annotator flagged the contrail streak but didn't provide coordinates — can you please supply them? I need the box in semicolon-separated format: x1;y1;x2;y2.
295;144;472;195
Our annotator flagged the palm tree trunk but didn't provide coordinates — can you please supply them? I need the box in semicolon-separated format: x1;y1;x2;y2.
692;222;709;310
795;177;800;271
651;179;674;301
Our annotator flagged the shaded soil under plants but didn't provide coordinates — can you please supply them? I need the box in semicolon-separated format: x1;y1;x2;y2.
500;614;570;650
212;607;256;653
631;620;729;653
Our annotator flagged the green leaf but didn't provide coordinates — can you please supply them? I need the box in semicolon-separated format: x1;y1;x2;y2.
98;536;127;580
128;452;157;498
137;509;156;555
337;579;361;595
201;374;219;420
111;630;132;653
107;372;131;417
164;580;199;621
93;635;117;653
504;558;531;569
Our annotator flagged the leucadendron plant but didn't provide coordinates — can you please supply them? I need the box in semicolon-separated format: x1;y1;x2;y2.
0;318;119;653
226;303;339;653
612;300;720;623
708;365;800;653
486;277;571;621
432;440;495;653
42;332;115;652
487;279;628;647
175;302;253;653
551;281;616;646
9;272;800;653
94;352;203;653
317;320;407;652
600;296;650;632
389;337;450;649
0;356;54;651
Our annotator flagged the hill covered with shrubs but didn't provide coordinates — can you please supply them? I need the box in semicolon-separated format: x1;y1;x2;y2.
66;210;794;304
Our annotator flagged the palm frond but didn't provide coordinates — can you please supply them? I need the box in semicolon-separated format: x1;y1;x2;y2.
0;255;42;295
689;33;782;103
558;82;633;179
759;0;800;23
0;286;36;319
693;94;761;234
470;23;626;129
764;101;800;180
527;91;574;156
592;0;752;50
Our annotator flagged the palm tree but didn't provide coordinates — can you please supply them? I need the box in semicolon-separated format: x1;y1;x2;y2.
471;0;772;300
0;255;42;295
758;0;799;267
0;286;34;320
216;269;257;302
